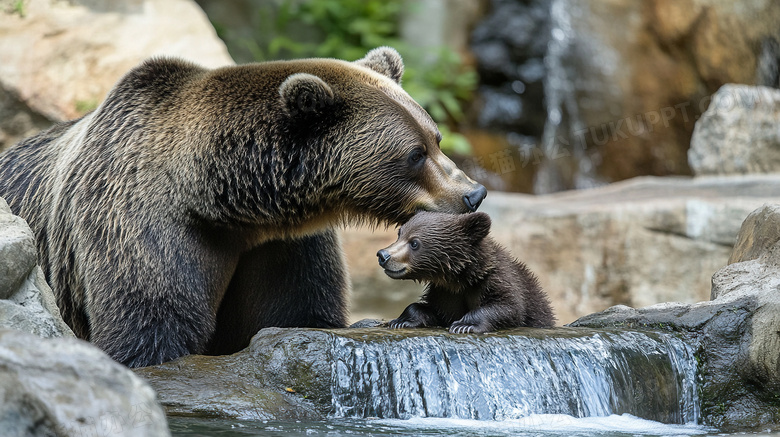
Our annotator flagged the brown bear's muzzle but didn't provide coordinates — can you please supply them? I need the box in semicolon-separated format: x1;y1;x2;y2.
418;150;487;215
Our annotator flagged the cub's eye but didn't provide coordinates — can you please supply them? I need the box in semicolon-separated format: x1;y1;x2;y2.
407;148;425;165
409;239;420;251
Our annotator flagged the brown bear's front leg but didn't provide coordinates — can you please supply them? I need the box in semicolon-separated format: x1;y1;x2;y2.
87;225;238;368
207;229;349;355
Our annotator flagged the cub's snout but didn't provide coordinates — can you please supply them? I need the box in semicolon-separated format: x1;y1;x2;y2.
377;240;411;279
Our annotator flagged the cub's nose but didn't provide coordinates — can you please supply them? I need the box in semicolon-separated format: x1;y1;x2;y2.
377;249;391;267
464;185;487;212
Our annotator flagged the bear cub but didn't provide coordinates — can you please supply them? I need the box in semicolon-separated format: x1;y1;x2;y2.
377;211;555;333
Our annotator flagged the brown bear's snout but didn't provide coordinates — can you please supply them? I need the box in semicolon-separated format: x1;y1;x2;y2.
464;185;487;212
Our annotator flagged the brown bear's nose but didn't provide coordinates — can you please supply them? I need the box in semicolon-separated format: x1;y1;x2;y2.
464;185;487;212
377;249;391;267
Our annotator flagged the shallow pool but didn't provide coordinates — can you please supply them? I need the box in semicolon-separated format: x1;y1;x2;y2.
168;414;777;437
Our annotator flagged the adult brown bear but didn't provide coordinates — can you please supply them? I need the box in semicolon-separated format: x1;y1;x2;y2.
0;48;486;367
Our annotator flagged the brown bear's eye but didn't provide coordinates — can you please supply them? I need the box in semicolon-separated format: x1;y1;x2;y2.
408;148;425;165
409;239;420;250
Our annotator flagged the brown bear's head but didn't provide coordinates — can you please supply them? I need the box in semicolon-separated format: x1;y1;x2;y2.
376;211;492;283
276;47;487;226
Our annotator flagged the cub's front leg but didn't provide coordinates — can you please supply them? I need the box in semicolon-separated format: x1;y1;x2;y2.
448;304;511;334
388;302;442;329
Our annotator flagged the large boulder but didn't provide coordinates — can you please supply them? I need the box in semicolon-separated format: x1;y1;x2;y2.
0;0;234;151
572;203;780;430
0;329;169;437
345;175;780;325
0;197;36;299
689;85;780;176
0;197;72;337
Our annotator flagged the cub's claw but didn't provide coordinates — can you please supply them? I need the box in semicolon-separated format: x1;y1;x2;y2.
449;323;475;334
389;319;412;329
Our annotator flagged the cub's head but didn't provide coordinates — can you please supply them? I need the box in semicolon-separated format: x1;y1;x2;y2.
376;211;492;282
277;47;487;226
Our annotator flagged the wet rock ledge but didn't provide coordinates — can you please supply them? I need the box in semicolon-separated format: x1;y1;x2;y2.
136;325;700;424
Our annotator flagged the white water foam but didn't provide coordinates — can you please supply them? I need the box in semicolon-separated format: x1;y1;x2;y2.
377;413;711;436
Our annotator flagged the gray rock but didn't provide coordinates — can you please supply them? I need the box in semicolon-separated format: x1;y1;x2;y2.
0;329;170;437
571;203;780;430
0;196;73;338
138;326;699;423
134;335;323;421
0;266;74;338
0;197;37;299
727;203;780;264
689;85;780;176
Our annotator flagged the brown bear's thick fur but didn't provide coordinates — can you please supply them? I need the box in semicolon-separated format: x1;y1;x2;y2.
0;48;486;367
377;211;555;333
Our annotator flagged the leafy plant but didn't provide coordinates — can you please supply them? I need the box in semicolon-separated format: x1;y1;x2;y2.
241;0;475;154
9;0;26;17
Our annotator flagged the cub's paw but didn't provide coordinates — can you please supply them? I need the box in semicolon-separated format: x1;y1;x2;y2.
388;318;416;329
449;322;489;334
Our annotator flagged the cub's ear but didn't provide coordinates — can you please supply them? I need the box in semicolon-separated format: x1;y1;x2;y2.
354;47;404;84
461;212;492;242
279;73;335;117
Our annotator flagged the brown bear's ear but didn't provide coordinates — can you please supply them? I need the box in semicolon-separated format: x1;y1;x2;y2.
279;73;335;117
461;212;492;242
354;47;404;84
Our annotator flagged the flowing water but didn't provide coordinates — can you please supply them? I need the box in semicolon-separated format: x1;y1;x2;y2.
330;329;698;424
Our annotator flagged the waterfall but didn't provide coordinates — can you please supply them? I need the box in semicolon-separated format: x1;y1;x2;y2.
330;328;699;424
536;0;619;193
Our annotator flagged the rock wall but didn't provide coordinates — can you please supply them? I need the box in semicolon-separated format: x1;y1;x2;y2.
0;0;234;151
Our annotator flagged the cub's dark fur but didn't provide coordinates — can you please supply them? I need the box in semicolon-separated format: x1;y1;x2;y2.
0;48;486;367
377;211;555;333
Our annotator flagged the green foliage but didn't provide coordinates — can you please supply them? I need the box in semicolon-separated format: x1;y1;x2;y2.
246;0;475;155
251;0;403;62
10;0;26;17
